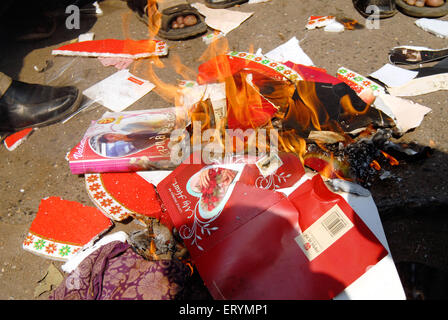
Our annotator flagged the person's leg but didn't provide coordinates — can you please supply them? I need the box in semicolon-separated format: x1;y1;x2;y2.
0;72;12;99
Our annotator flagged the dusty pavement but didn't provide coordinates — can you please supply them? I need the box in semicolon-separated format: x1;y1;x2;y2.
0;0;448;300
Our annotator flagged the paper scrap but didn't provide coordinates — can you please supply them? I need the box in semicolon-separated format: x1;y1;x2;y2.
83;69;155;112
327;179;371;197
202;31;226;44
34;263;64;297
137;170;173;186
98;56;134;70
306;16;336;30
324;21;345;33
191;2;253;35
265;36;314;66
52;39;168;59
370;64;418;88
415;18;448;39
78;33;94;42
387;73;448;97
178;80;227;121
4;128;34;151
373;93;432;133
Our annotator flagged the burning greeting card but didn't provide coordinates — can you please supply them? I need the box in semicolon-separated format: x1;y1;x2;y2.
157;152;388;300
157;152;303;256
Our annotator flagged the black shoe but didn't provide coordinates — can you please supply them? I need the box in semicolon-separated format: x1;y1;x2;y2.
353;0;397;18
0;80;82;132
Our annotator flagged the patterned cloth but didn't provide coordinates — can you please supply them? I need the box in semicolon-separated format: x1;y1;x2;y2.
50;241;190;300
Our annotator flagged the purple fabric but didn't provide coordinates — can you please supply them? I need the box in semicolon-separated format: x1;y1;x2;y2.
50;241;190;300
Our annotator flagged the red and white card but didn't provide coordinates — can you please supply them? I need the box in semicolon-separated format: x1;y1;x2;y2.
22;197;113;261
3;128;34;151
85;171;172;229
52;39;168;59
157;153;388;299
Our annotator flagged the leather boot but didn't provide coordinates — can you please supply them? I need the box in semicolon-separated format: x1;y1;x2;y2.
0;80;82;132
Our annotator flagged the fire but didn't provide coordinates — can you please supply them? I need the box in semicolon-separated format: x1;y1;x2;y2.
380;150;399;166
149;239;158;258
121;1;403;184
340;19;358;30
146;0;162;39
369;160;381;171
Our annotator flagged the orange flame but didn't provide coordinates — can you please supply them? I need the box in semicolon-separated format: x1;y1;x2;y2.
369;160;381;171
380;150;399;166
121;2;381;173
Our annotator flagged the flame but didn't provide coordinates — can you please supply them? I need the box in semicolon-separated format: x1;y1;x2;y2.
369;160;381;171
380;150;399;166
149;239;157;257
184;260;194;276
341;19;358;30
120;1;395;181
146;0;162;39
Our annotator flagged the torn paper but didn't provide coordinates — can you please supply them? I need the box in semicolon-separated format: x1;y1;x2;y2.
78;33;94;42
4;128;34;151
52;39;168;59
137;170;173;186
191;2;253;35
306;16;336;29
83;69;155;112
178;80;227;121
373;93;432;133
98;56;133;70
22;197;113;262
34;263;64;297
202;31;226;44
415;18;448;39
386;73;448;97
265;36;314;66
370;64;418;88
324;21;345;33
326;179;371;197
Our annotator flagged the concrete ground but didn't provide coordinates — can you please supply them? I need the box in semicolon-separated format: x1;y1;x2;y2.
0;0;447;300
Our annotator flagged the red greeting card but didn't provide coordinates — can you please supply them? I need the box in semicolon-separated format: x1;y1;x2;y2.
158;153;387;299
22;197;112;261
85;172;172;229
67;109;185;174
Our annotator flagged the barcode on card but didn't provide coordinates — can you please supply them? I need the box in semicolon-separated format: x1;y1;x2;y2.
322;211;347;237
295;204;354;261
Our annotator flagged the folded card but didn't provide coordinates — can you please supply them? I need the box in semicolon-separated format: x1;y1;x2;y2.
157;153;387;299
